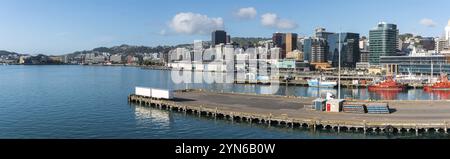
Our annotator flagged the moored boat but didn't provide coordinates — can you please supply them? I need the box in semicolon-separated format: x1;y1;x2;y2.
368;76;406;91
424;73;450;91
307;79;337;88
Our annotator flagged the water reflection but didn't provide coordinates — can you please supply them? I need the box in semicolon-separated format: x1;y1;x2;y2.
147;70;450;101
133;105;172;128
368;90;401;100
304;87;337;98
425;90;450;100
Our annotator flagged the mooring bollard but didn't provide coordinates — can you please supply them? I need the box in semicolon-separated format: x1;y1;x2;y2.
363;120;367;134
445;121;448;134
415;125;419;136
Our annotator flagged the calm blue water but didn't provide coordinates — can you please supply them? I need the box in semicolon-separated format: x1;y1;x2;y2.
0;65;447;139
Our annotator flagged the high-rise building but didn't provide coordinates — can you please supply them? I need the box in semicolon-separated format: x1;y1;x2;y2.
285;33;298;59
369;22;399;65
327;33;360;67
359;36;368;51
304;38;328;63
360;51;369;63
212;30;227;46
272;33;298;59
436;38;449;53
315;28;334;39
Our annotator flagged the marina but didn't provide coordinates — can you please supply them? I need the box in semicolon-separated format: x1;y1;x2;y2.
129;89;450;135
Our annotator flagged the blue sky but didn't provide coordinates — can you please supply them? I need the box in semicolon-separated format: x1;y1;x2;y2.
0;0;449;55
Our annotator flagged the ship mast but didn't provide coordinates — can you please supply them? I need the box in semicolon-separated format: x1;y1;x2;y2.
338;32;342;99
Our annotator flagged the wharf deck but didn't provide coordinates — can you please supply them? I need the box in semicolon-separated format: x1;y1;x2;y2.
129;90;450;135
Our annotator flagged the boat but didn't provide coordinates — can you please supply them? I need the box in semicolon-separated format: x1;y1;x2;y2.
307;79;337;88
395;69;428;84
424;73;450;91
368;76;406;91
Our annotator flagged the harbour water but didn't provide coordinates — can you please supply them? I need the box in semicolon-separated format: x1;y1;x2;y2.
0;65;448;139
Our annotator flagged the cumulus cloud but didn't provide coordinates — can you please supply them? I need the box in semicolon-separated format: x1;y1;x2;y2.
261;13;298;30
420;18;437;27
169;12;224;35
235;7;257;19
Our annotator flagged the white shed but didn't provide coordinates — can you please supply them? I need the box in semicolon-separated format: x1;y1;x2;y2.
326;99;345;112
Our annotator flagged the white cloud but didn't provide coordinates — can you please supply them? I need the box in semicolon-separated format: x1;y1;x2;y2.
420;18;437;27
261;13;298;30
235;7;257;19
169;12;224;35
261;13;278;26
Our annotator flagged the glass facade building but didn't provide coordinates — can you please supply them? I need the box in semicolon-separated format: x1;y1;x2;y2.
369;23;399;65
327;33;360;67
303;38;328;63
379;55;450;75
212;30;227;46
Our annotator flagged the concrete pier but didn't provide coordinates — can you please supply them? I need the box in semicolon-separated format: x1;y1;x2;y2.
128;89;450;135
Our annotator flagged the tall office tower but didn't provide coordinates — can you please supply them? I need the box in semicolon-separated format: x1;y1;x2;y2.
369;22;399;65
212;30;227;46
285;33;298;59
359;36;369;51
327;33;360;67
272;33;298;59
304;38;328;63
272;33;286;48
303;38;312;62
315;27;334;39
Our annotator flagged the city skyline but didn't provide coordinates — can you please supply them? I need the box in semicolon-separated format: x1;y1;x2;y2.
1;0;450;55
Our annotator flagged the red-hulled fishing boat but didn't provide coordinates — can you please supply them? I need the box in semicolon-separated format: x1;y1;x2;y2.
424;73;450;91
368;76;406;91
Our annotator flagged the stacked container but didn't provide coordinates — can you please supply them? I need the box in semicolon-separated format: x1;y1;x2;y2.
135;87;152;97
135;87;174;100
366;103;390;114
342;102;367;114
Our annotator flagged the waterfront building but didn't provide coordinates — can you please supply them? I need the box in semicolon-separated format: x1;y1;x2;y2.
369;22;399;65
110;54;125;64
212;30;227;46
379;55;450;75
327;33;360;67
